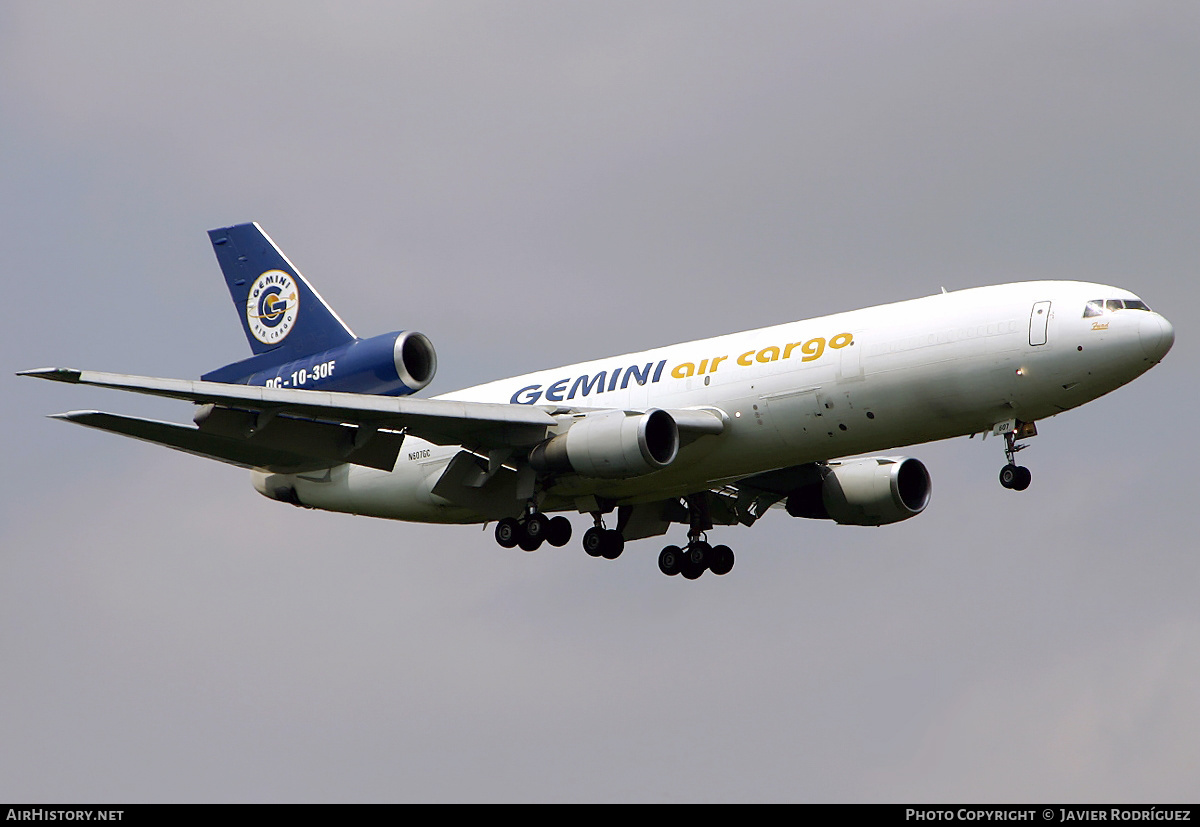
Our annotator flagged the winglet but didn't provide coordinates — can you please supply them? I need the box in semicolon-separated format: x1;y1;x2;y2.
17;368;83;383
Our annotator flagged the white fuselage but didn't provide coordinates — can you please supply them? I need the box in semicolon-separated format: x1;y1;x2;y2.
263;281;1173;523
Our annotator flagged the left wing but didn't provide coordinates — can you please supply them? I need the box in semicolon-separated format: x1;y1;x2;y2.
21;367;558;472
20;368;725;474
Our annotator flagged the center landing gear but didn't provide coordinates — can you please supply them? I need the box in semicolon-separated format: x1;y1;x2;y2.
658;494;735;579
582;513;624;560
998;422;1034;491
494;509;572;552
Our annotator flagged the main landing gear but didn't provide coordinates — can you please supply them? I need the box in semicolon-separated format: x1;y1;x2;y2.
495;510;625;559
492;495;738;579
998;423;1034;491
657;493;735;579
494;510;572;552
658;537;735;579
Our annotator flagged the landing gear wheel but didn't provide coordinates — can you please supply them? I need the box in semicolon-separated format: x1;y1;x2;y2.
709;544;735;576
518;531;543;552
546;516;572;547
999;464;1018;489
600;529;624;560
1000;464;1032;491
524;512;549;542
659;545;682;576
583;527;605;558
681;541;710;580
495;517;521;549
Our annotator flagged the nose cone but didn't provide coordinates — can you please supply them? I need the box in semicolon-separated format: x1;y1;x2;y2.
1139;313;1174;361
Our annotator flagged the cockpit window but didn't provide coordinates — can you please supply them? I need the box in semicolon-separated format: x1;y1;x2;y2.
1083;298;1152;318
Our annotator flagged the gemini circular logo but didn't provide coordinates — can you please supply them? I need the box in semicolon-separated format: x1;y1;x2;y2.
246;270;299;345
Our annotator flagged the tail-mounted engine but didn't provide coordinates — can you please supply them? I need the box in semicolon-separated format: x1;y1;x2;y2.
203;330;438;397
528;409;680;479
785;456;931;526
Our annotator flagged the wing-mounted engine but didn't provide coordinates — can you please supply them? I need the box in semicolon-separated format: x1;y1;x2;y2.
202;330;438;396
528;408;680;479
785;456;931;526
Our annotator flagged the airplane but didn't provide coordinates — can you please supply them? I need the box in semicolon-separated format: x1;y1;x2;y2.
21;223;1175;579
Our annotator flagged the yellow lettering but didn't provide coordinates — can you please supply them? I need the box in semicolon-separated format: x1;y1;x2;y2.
698;358;709;374
756;346;780;363
671;362;695;379
783;341;804;359
801;337;826;362
737;350;755;366
830;332;853;349
709;355;728;372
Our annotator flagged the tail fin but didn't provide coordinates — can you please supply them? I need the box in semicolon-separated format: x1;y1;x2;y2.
208;223;356;360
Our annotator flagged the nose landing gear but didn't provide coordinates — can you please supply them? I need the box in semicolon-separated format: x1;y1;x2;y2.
998;421;1035;491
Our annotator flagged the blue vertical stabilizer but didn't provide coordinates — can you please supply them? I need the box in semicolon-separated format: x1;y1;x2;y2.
208;223;356;360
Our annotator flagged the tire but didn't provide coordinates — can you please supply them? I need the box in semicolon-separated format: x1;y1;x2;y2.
709;544;734;576
583;527;605;557
600;530;624;560
999;464;1018;489
658;545;682;576
1012;466;1032;491
524;512;549;541
546;516;573;547
495;517;521;549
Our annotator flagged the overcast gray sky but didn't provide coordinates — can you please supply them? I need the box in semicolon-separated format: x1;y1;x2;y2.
2;1;1197;803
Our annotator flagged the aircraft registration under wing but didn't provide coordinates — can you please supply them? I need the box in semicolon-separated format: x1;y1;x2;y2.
23;223;1174;580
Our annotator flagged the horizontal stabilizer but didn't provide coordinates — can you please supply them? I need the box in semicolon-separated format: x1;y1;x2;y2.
49;411;323;471
49;409;409;472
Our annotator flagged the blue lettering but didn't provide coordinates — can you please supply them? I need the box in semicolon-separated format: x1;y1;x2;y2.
622;363;652;389
608;368;621;392
652;359;666;383
511;384;543;405
545;378;570;402
568;372;606;399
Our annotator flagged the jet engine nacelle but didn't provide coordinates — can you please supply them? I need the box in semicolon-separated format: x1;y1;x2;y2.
205;330;438;396
529;409;680;479
785;456;931;526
